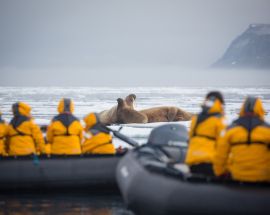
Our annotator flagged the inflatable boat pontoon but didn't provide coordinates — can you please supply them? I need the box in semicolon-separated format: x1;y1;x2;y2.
0;154;122;190
117;149;270;215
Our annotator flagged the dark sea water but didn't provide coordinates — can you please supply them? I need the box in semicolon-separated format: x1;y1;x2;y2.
0;191;133;215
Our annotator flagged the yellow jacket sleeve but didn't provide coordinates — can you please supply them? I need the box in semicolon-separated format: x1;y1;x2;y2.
216;117;226;139
4;123;9;155
4;123;8;136
46;123;54;144
31;122;46;154
0;123;9;156
213;131;231;176
80;128;83;141
77;122;84;142
188;116;197;139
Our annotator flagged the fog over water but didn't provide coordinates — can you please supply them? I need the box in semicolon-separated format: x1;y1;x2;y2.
0;0;270;86
1;68;269;87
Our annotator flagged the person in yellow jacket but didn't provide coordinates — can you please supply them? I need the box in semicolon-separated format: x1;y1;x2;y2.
0;112;8;156
213;97;270;182
185;91;226;176
46;98;83;155
82;113;115;154
7;102;46;156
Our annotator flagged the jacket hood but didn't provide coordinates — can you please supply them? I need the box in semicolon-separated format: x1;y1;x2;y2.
240;97;265;119
57;98;74;113
12;102;31;117
201;97;224;114
84;112;99;130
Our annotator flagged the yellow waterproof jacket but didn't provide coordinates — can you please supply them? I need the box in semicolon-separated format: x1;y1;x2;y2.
82;113;115;154
0;116;8;156
185;99;225;165
7;102;46;156
213;97;270;182
47;99;83;155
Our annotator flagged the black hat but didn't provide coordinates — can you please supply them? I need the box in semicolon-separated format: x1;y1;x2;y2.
206;91;224;104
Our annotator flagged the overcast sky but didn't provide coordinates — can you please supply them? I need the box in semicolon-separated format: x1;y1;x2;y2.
0;0;269;86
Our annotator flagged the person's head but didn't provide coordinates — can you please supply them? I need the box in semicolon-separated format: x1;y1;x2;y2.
84;112;99;130
57;98;74;114
202;91;224;114
12;102;31;117
240;97;265;119
205;91;224;105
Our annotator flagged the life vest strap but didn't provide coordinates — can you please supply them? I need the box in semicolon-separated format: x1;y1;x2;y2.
54;134;80;137
10;125;32;138
193;134;216;141
9;133;32;138
85;141;112;153
230;141;270;147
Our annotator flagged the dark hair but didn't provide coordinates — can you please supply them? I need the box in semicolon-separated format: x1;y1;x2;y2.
206;91;224;104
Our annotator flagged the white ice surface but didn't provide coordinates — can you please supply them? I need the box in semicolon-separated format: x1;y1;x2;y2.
0;87;269;148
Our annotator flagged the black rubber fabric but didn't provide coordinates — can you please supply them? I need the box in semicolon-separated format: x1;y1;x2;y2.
190;163;215;177
116;150;270;215
0;155;122;190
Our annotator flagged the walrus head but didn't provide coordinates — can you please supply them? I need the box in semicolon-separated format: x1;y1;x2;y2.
125;94;136;109
116;97;148;124
175;108;193;121
117;98;125;108
127;94;136;100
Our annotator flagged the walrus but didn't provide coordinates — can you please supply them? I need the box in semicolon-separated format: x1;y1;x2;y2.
98;94;136;125
125;93;136;108
116;98;148;124
140;106;193;123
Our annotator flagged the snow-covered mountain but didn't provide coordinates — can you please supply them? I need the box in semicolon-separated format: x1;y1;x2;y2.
213;24;270;69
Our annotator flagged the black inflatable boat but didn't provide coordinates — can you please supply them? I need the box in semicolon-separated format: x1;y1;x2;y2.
0;123;138;191
116;124;270;215
0;154;122;190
